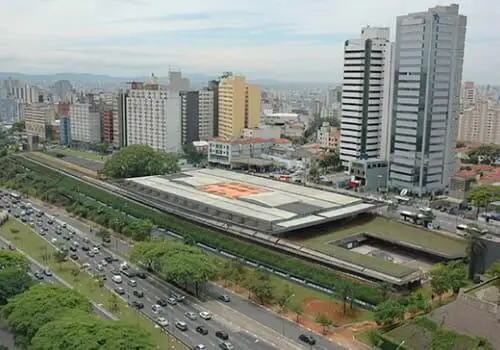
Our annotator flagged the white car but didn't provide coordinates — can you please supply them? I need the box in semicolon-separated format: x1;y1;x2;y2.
51;238;57;244
199;311;212;320
111;275;122;283
100;259;108;266
152;304;162;313
185;312;197;320
92;247;99;254
156;317;168;328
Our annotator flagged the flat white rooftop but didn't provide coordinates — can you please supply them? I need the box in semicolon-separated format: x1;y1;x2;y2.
126;169;374;232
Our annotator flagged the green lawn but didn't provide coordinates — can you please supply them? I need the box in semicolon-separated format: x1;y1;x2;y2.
291;216;467;278
0;219;185;350
52;148;109;163
28;152;98;178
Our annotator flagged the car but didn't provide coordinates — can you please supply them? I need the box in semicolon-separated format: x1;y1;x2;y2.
97;264;104;272
199;312;212;320
196;326;208;335
157;299;168;307
92;247;99;254
167;297;177;305
34;271;44;279
110;267;121;275
39;230;46;236
43;227;48;232
219;342;234;350
218;294;231;302
69;246;77;252
82;263;90;269
70;253;78;260
175;321;188;331
83;237;90;243
111;275;123;283
171;293;186;302
136;271;146;279
81;245;89;251
152;304;162;313
120;262;128;270
127;279;137;287
194;345;206;350
87;251;95;257
63;235;71;241
133;290;144;298
104;256;114;263
47;219;53;224
103;236;112;243
298;334;316;345
156;317;169;328
185;312;197;320
60;246;69;253
51;238;57;244
215;331;229;340
131;301;144;309
43;269;52;276
114;287;125;295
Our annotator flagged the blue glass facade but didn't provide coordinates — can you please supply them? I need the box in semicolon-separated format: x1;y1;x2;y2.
0;98;19;123
60;117;72;146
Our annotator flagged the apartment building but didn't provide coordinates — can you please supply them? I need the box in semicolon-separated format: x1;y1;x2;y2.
389;4;467;195
69;103;102;144
24;103;57;141
0;98;21;123
462;81;475;106
125;82;181;153
458;99;500;144
180;89;215;145
218;75;261;139
339;26;394;167
317;122;341;150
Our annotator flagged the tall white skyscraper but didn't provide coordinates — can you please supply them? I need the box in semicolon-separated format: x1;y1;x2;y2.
340;26;394;167
389;4;467;195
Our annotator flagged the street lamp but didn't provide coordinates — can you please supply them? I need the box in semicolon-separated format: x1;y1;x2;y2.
396;340;405;350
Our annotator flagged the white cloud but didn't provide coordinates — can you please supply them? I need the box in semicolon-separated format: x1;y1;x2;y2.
0;0;498;82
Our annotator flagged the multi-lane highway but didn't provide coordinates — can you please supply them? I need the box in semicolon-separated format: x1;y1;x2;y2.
2;193;341;350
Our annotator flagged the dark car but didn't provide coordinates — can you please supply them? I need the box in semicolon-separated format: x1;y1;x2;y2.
196;326;208;335
34;271;44;280
215;331;229;340
69;245;77;252
132;301;144;309
104;256;114;263
157;299;168;307
218;294;230;302
81;245;90;251
70;253;79;260
133;290;144;298
299;334;316;345
136;271;146;279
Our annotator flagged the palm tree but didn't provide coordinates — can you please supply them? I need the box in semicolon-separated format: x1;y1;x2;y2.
465;227;487;280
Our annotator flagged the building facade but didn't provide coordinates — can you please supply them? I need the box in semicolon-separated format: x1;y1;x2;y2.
59;117;71;146
389;4;467;195
69;103;102;144
458;99;500;144
180;89;215;145
125;83;181;153
218;75;261;139
462;81;475;106
0;98;20;123
340;26;394;167
317;122;341;150
24;103;57;141
102;108;114;144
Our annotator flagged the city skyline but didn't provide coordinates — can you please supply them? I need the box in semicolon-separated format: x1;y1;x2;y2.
0;0;499;83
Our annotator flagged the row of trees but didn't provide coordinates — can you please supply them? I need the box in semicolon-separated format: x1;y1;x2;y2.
469;185;500;211
130;240;218;296
4;155;384;305
102;144;179;179
2;284;155;349
467;144;500;165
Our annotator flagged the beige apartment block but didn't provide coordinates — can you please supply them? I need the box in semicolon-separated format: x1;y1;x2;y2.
24;103;57;141
218;75;260;139
458;99;500;144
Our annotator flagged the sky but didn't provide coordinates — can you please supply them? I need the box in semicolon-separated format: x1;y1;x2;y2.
0;0;499;83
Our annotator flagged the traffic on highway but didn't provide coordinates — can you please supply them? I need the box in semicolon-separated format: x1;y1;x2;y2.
1;192;321;350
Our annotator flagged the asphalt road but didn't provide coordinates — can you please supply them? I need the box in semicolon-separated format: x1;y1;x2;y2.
2;195;336;350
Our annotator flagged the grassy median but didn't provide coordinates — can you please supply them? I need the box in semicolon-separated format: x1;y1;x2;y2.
0;219;186;350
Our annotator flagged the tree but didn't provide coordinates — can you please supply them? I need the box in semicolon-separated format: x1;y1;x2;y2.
378;283;392;301
124;219;154;241
31;311;155;350
374;300;405;325
183;143;206;165
0;249;30;271
315;313;333;335
465;226;487;279
130;240;218;296
52;250;67;270
319;152;342;173
289;300;304;323
276;284;294;313
108;294;120;313
338;282;353;316
430;264;452;300
0;250;33;305
486;261;500;304
230;260;247;289
2;284;92;348
219;260;234;287
469;185;500;214
102;144;179;179
70;267;80;282
246;270;275;305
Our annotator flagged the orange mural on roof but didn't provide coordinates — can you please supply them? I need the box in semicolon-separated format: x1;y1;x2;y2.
200;182;267;199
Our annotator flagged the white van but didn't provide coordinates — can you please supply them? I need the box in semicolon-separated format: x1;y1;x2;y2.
112;275;122;284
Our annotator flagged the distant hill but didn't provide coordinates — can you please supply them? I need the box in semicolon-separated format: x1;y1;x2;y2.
0;72;334;88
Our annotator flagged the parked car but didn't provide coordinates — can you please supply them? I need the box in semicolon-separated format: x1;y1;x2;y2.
215;331;229;340
299;334;316;345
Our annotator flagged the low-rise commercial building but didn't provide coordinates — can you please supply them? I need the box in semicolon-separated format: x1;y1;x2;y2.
317;122;340;150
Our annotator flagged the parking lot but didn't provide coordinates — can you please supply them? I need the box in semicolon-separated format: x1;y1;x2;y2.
1;193;288;350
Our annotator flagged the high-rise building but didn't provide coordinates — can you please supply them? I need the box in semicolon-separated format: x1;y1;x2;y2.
117;91;128;148
69;103;102;144
125;82;181;153
339;26;394;167
0;98;21;123
462;81;475;106
389;4;467;195
180;89;215;145
218;75;260;139
458;99;500;144
25;103;57;141
53;80;73;101
168;71;190;91
207;80;220;137
59;117;72;146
